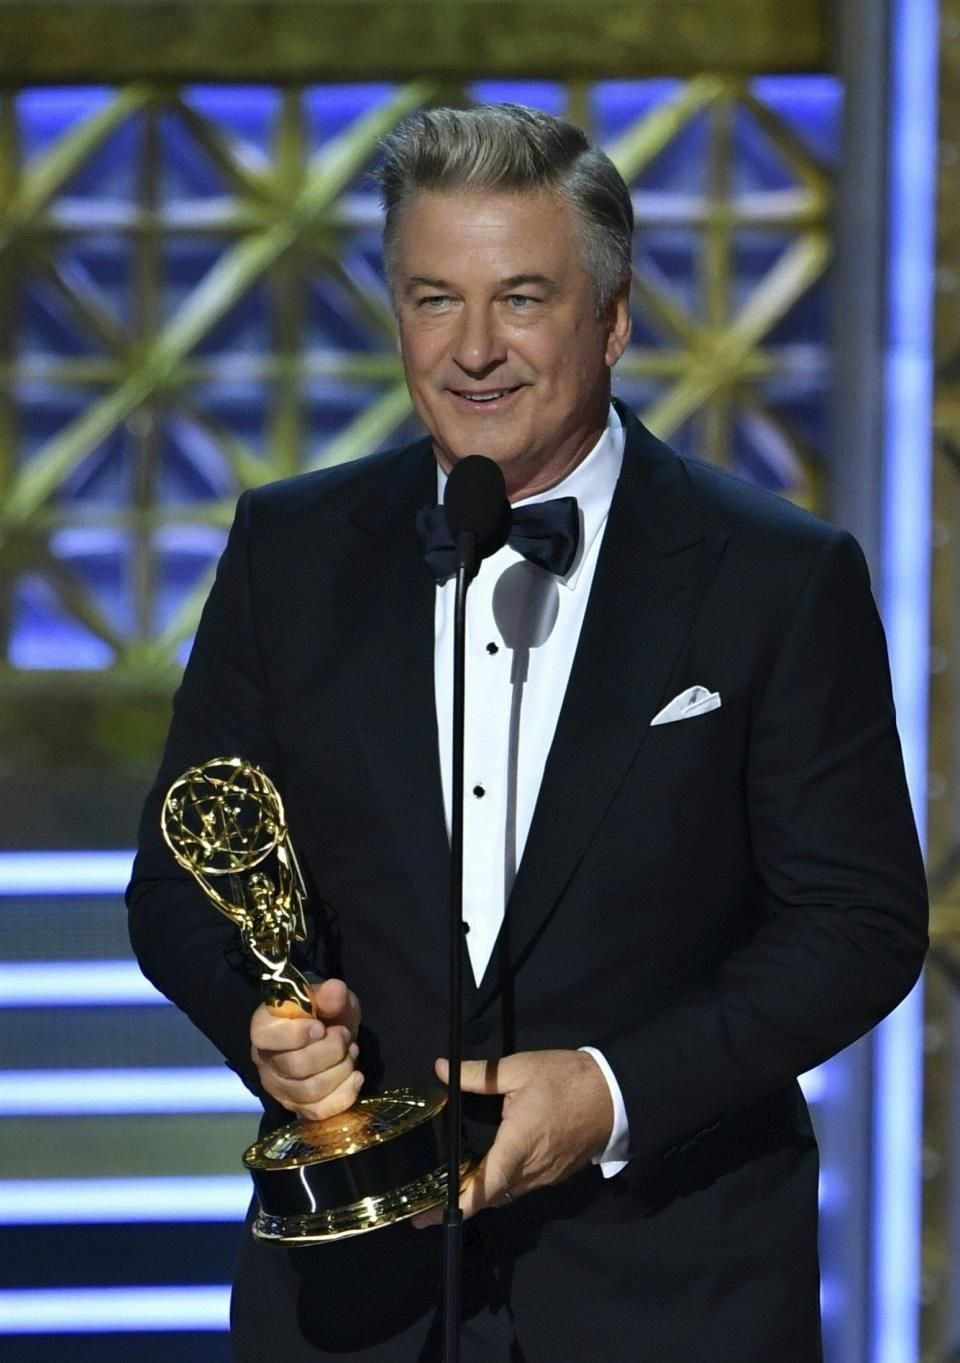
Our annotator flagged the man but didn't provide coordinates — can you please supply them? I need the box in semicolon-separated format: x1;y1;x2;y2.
127;104;928;1362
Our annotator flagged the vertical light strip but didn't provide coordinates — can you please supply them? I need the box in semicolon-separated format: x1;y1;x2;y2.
874;0;938;1360
881;0;937;834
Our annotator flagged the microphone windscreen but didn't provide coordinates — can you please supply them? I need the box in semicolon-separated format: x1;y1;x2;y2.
443;456;509;544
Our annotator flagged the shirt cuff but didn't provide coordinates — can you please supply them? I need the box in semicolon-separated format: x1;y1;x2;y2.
578;1045;629;1178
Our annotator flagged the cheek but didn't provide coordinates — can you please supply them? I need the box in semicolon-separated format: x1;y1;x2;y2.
529;321;605;385
569;330;609;381
511;332;563;380
399;331;446;386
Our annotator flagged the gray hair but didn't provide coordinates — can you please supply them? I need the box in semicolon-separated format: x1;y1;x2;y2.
378;104;634;316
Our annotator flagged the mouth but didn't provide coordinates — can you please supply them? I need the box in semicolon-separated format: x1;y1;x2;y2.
447;386;524;411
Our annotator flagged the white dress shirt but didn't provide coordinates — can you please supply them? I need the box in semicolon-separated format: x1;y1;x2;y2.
434;405;629;1175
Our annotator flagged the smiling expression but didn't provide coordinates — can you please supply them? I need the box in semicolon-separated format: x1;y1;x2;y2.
393;189;631;500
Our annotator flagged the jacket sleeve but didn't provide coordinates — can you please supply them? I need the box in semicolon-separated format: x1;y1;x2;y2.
126;490;285;1110
595;529;929;1171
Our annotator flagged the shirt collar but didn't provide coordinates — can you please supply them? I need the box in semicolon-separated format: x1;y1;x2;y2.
435;404;625;591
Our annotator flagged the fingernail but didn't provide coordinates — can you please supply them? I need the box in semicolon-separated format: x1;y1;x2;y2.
308;1023;326;1041
349;1043;359;1060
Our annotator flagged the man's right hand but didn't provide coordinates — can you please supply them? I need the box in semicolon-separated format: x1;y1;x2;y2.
250;977;363;1121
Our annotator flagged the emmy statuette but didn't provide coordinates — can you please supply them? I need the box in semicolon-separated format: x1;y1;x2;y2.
161;756;477;1245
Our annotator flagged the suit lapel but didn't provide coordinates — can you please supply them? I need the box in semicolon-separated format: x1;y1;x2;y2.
475;409;727;1008
332;441;451;945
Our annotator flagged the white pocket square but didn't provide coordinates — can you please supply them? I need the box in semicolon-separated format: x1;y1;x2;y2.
650;685;722;727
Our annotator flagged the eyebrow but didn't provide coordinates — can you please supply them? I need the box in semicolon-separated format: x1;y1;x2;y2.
402;272;558;296
404;275;449;295
499;274;556;291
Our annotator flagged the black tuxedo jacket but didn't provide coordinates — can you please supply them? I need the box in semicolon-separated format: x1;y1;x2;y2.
128;403;928;1363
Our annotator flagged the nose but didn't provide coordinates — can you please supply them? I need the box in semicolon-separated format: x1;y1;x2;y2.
451;304;507;378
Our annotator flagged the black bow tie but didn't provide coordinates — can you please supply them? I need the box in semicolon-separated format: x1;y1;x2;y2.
416;496;580;581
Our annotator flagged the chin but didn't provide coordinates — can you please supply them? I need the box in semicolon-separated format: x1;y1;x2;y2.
455;445;523;473
434;429;515;467
462;420;527;454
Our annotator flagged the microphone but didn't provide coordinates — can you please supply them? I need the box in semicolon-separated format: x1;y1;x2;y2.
442;456;510;578
438;454;508;1363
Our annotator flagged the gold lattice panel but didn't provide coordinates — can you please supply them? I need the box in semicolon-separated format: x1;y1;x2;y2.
0;79;834;692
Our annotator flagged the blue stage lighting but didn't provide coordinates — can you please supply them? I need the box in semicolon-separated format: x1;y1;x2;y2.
0;1285;230;1334
0;1176;249;1225
0;961;166;1007
0;851;134;896
0;1068;260;1115
873;1;938;1360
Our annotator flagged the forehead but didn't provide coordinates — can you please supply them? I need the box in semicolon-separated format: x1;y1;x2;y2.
393;188;585;280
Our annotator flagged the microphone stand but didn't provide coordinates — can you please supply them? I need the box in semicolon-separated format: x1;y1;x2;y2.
442;530;476;1363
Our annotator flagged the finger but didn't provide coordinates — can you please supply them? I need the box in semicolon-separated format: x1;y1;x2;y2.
250;1006;315;1053
260;1029;350;1082
435;1056;509;1096
458;1140;523;1220
307;1023;354;1049
312;977;347;1017
411;1141;522;1229
267;1054;362;1114
309;979;361;1037
297;1069;365;1123
411;1200;442;1229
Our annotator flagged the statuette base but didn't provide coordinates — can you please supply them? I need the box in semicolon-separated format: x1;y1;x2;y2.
242;1087;478;1244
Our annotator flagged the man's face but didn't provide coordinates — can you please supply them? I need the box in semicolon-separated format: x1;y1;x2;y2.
393;189;631;499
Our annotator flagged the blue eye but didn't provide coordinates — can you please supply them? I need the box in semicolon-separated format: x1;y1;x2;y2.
506;295;536;308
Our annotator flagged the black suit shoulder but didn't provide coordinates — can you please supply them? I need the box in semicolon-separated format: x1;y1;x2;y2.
619;410;868;631
243;436;432;528
686;452;873;605
682;453;835;544
620;402;850;565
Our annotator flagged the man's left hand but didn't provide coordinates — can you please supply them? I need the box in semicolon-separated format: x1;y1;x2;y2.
411;1049;613;1227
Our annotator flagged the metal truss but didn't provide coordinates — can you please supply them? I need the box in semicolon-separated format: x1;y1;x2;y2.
0;78;835;688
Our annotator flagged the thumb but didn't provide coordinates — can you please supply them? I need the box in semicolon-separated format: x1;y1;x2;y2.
435;1056;510;1095
307;978;361;1038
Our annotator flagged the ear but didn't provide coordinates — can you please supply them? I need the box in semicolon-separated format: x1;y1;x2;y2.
603;279;632;368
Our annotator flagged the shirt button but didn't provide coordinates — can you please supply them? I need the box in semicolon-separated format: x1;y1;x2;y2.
473;785;485;798
461;921;470;934
486;642;499;655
